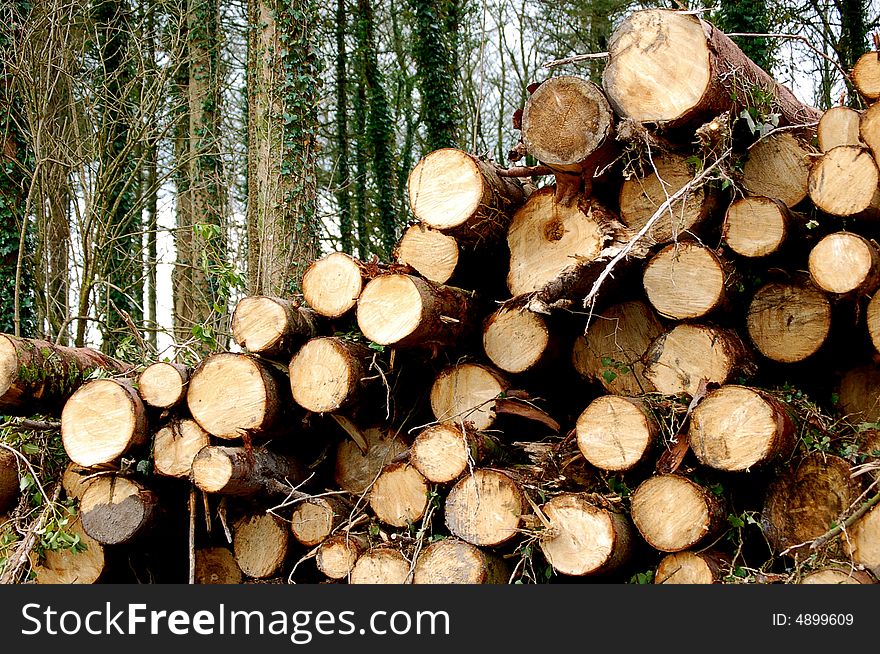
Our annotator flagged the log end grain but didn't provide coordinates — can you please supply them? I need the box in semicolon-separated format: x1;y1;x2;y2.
334;427;408;495
234;513;289;579
138;362;189;409
722;196;789;258
196;547;244;584
853;52;880;101
746;282;831;363
301;252;364;318
808;146;880;217
289;337;366;413
410;424;472;484
153;419;211;478
631;475;719;552
642;241;725;320
444;469;524;547
430;363;507;431
407;149;487;231
396;224;459;285
576;396;655;471
808;232;879;295
412;537;507;584
818;106;862;152
369;462;429;528
350;548;411;584
33;518;105;584
482;306;550;374
743;132;812;208
80;476;157;545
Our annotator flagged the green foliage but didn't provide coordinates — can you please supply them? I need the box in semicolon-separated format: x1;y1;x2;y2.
629;569;654;584
714;0;773;71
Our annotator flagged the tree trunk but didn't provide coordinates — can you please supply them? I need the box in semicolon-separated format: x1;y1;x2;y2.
723;196;795;258
444;468;524;547
410;423;486;484
80;476;158;545
334;0;353;254
233;512;289;579
808;232;880;296
808;146;880;217
196;547;243;584
742;132;815;208
369;462;429;528
655;550;730;584
575;396;656;472
289;337;376;413
334;426;408;495
138;362;190;409
316;533;366;580
819;106;862;152
153;418;211;479
482;306;554;374
746;281;831;363
231;296;318;358
350;547;411;584
413;538;508;584
290;496;351;547
191;445;304;496
642;241;728;320
430;363;508;431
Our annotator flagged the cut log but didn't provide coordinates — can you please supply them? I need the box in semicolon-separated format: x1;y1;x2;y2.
746;281;831;363
430;363;508;431
860;102;880;167
395;224;461;285
539;493;633;576
187;353;288;440
575;395;656;471
800;567;876;584
407;148;526;245
847;504;880;578
33;518;105;584
334;427;408;495
444;468;524;547
631;475;724;552
290;497;349;548
482;306;553;374
153;419;211;479
838;365;880;423
349;548;411;584
316;534;366;580
572;300;663;396
808;146;880;217
80;476;158;545
0;334;129;416
688;385;796;471
368;462;429;528
762;453;862;555
743;132;814;208
191;446;304;497
61;379;148;468
410;424;483;484
522;75;615;175
722;196;794;258
643;324;750;396
195;547;243;584
618;153;714;245
356;274;474;349
301;252;365;319
809;232;880;296
0;448;18;514
655;551;729;584
289;337;376;413
602;9;820;127
233;512;289;579
231;296;318;358
412;537;508;584
818;106;862;152
61;463;96;501
852;51;880;101
137;362;190;409
867;292;880;354
642;241;727;320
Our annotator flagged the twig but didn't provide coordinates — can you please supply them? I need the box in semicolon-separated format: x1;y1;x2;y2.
543;52;608;69
0;419;60;432
188;484;196;584
495;164;555;178
0;484;62;584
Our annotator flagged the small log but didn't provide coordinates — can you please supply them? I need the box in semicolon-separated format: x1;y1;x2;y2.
809;232;880;296
0;334;129;416
153;418;211;479
412;538;508;584
33;518;105;584
334;426;408;495
818;106;862;152
430;363;508;431
407;148;526;245
539;493;633;576
290;496;350;548
688;385;796;471
289;337;376;413
800;567;876;584
195;547;243;584
191;445;304;497
316;534;367;580
368;462;429;528
356;274;475;349
410;423;484;484
231;296;318;358
631;475;725;552
301;252;365;319
233;512;289;579
482;306;553;374
860;102;880;167
644;324;750;397
838;364;880;423
847;504;880;578
61;379;148;468
350;548;411;584
852;51;880;101
137;362;190;409
395;224;461;285
722;196;794;258
572;300;663;396
61;463;96;501
80;476;158;545
867;292;880;354
575;395;656;472
746;281;831;363
655;551;730;584
808;146;880;217
445;468;524;547
0;448;19;514
642;241;727;320
743;132;815;208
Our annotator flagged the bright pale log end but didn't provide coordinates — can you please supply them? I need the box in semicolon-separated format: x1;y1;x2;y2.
301;252;364;318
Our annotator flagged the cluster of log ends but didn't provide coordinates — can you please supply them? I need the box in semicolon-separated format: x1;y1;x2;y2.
808;232;880;296
430;363;507;431
350;548;411;585
231;296;317;358
368;462;429;528
809;146;880;218
412;538;508;584
482;306;553;375
289;337;375;414
410;424;480;484
444;469;524;547
642;242;726;320
746;281;831;364
33;518;106;585
80;476;158;546
0;448;19;514
395;224;460;285
334;427;407;495
153;419;211;479
576;396;655;472
654;551;729;584
301;252;365;319
191;446;303;497
195;547;243;584
742;133;814;209
722;196;793;258
317;534;366;580
233;513;289;579
290;497;348;548
138;362;190;410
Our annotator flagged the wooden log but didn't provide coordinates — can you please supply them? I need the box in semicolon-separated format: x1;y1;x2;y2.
722;196;794;258
539;493;633;576
0;334;130;416
61;463;96;501
642;241;727;320
290;496;350;548
762;453;862;555
410;423;484;484
334;426;408;495
301;252;365;319
655;550;730;584
860;102;880;167
233;512;289;579
852;51;880;101
356;274;474;349
809;232;880;296
412;538;508;584
847;504;880;578
407;148;526;245
746;281;831;363
644;324;750;397
316;534;366;580
618;152;715;245
395;224;461;285
61;379;148;468
369;462;429;528
195;547;243;584
0;448;19;514
137;362;190;410
33;518;105;584
572;300;663;396
800;567;876;584
631;475;725;552
153;418;211;479
231;296;318;358
808;146;880;217
186;353;288;440
482;306;553;374
867;292;880;354
743;132;815;208
838;365;880;423
688;385;796;471
602;9;820;128
80;476;158;545
430;363;508;431
289;337;375;413
350;548;411;584
575;395;656;472
191;445;304;497
818;106;862;152
445;468;524;547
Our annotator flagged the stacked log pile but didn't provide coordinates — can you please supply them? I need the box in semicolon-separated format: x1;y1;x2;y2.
4;9;880;585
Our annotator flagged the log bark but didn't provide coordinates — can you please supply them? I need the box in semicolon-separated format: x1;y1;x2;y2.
808;146;880;218
32;518;105;584
575;395;656;472
746;281;831;363
233;512;289;579
395;224;461;285
444;468;524;547
231;296;318;358
742;132;815;208
688;385;796;471
655;550;730;584
316;533;366;580
350;548;411;584
410;423;486;484
412;538;508;584
137;362;190;410
642;241;727;320
191;445;304;497
334;426;408;495
602;9;820;128
195;547;243;584
818;106;862;152
80;476;158;545
852;51;880;101
430;363;508;431
809;231;880;296
61;379;148;468
153;418;212;479
301;252;365;319
0;448;19;514
482;306;554;374
290;496;350;547
289;337;376;413
722;196;795;258
0;334;129;416
368;462;429;528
